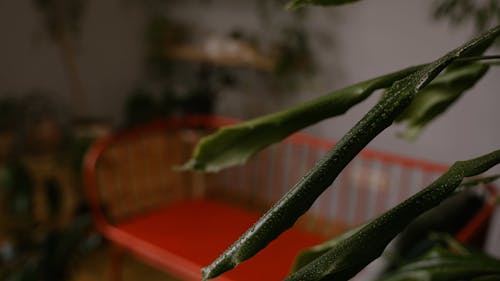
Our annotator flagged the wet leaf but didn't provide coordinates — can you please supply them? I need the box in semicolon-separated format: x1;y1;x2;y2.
182;65;421;172
460;173;500;187
183;58;495;173
291;224;364;273
379;237;500;281
201;26;500;281
395;63;489;140
285;150;500;281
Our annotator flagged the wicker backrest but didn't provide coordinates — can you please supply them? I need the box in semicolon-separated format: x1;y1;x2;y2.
84;115;450;236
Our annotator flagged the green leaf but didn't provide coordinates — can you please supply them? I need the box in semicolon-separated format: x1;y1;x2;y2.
460;173;500;187
286;0;361;10
382;260;500;281
201;26;500;281
285;150;500;281
292;189;486;276
471;275;500;281
427;233;471;255
387;190;484;262
379;239;500;281
182;65;421;172
395;63;489;140
290;224;365;273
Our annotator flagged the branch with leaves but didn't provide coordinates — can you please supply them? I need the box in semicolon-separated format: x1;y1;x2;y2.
285;149;500;281
193;24;500;281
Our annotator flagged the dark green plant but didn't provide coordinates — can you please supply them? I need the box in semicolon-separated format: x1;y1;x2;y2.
274;26;315;78
0;161;35;230
139;0;324;121
377;234;500;281
287;0;360;10
433;0;500;34
0;160;94;281
0;97;21;132
180;2;500;280
0;94;96;281
124;88;160;127
0;214;93;281
291;186;487;274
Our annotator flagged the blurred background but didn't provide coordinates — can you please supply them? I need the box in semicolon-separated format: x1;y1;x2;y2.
0;0;499;280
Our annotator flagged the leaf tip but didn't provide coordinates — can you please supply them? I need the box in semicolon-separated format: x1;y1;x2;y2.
285;0;306;10
201;256;239;281
175;159;204;172
175;159;225;173
200;268;209;281
397;127;420;142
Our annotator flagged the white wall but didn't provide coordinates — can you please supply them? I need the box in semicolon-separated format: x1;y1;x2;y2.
0;0;146;119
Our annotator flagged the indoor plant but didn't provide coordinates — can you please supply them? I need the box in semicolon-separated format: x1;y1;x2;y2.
180;1;500;280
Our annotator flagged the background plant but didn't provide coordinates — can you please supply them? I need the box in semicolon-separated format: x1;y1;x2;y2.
433;0;500;35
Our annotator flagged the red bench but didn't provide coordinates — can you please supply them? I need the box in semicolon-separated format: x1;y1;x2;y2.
83;115;495;281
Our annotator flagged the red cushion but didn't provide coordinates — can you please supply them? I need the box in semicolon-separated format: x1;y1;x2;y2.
116;199;324;281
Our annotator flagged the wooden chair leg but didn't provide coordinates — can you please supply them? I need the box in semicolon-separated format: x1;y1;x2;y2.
110;245;123;281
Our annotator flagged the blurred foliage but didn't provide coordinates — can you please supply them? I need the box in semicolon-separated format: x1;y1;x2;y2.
123;76;215;127
274;26;315;77
378;234;500;281
394;62;489;140
386;189;485;266
32;0;87;39
0;98;22;132
290;188;486;274
1;162;34;221
433;0;500;34
0;94;99;281
138;0;321;120
286;0;361;9
144;16;179;79
0;214;94;281
0;160;96;281
124;88;161;127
